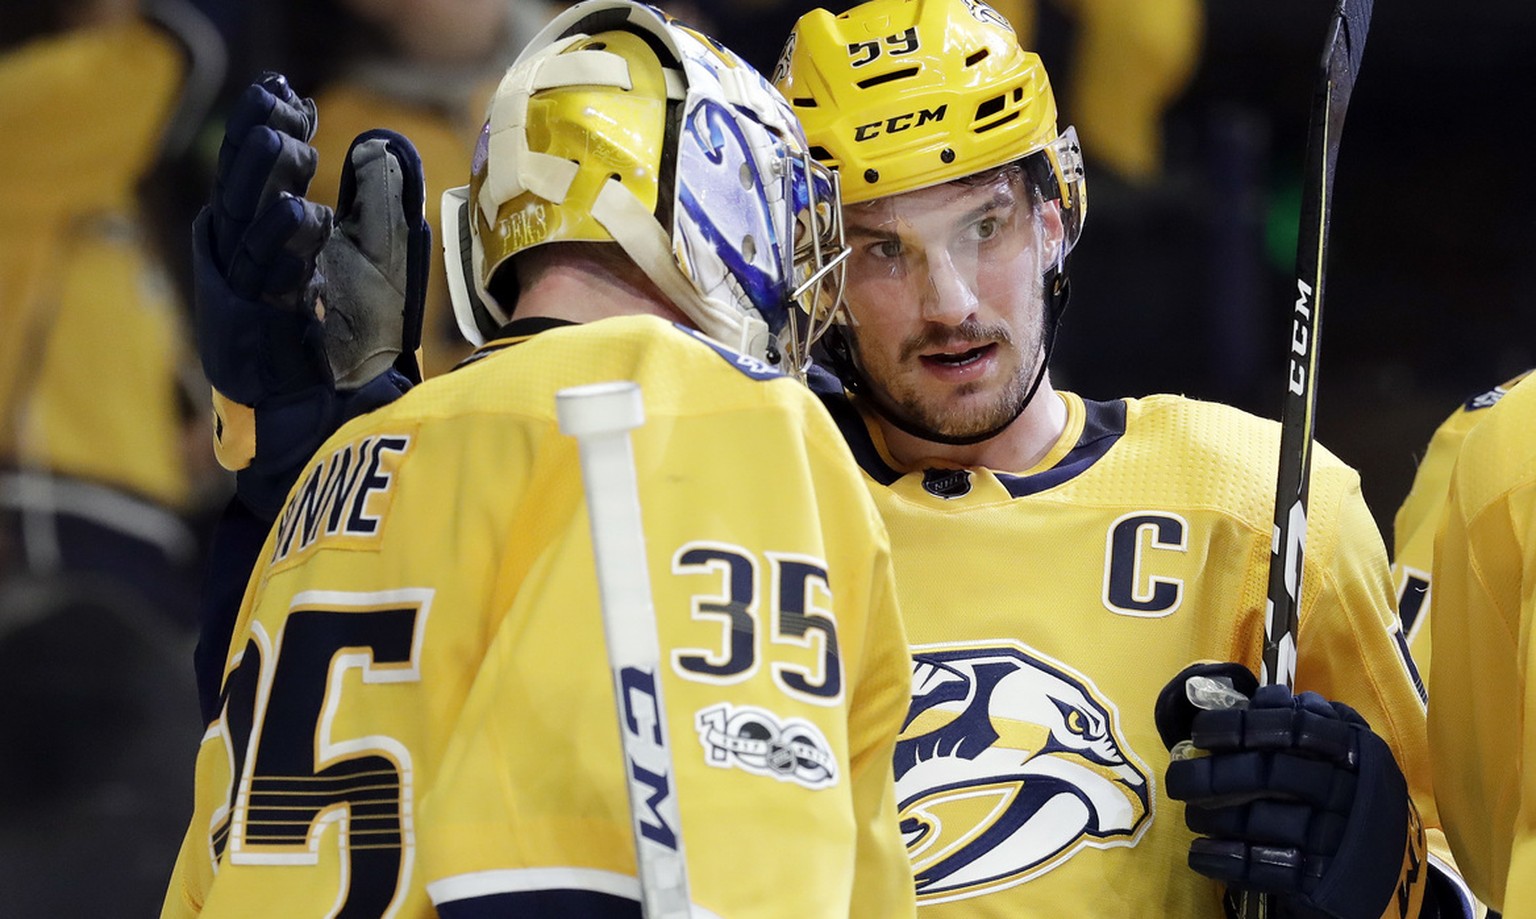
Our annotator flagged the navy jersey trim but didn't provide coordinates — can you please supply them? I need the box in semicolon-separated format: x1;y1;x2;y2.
1392;626;1428;705
491;316;579;341
808;365;901;487
455;318;786;381
1461;370;1530;411
997;398;1127;497
436;889;641;918
1463;382;1515;412
809;368;1128;496
673;325;785;381
1426;853;1477;919
455;316;579;370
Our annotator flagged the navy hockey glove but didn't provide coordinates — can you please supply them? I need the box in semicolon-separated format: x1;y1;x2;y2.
1154;663;1421;919
195;72;332;409
210;75;330;311
194;76;428;518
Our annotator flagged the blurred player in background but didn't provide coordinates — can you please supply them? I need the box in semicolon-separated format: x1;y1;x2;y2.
163;2;915;916
1;2;222;912
0;0;224;629
1426;370;1536;918
1392;370;1531;689
774;0;1473;914
297;0;558;375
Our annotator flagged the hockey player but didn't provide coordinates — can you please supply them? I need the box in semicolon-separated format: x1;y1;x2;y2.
161;3;915;916
1392;370;1531;689
774;0;1474;915
1427;370;1536;916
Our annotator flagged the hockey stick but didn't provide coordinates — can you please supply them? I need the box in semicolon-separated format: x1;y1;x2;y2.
1247;2;1373;916
557;381;692;919
1263;0;1374;695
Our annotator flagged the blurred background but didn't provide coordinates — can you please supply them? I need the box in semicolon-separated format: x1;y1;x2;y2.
1;0;1532;913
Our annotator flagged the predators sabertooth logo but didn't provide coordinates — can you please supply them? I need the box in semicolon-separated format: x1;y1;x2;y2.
896;642;1152;903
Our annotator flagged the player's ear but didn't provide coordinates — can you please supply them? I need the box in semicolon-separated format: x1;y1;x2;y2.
1038;199;1066;266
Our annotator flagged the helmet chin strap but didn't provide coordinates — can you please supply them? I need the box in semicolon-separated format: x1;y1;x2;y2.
833;272;1070;449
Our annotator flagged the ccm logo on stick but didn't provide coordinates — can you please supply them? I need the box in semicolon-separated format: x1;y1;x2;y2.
619;666;681;850
1287;278;1314;395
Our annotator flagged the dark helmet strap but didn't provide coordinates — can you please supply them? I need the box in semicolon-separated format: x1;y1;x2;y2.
1016;267;1069;410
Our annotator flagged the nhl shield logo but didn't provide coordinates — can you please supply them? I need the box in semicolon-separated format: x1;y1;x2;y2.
921;467;972;499
896;641;1153;903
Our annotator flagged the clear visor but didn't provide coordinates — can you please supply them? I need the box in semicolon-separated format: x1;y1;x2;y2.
835;165;1063;336
1035;125;1085;257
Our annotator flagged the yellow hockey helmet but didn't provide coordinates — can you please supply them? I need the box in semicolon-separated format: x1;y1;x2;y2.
774;0;1084;251
442;0;847;370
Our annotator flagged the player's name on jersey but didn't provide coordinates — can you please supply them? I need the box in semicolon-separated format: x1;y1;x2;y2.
270;433;413;567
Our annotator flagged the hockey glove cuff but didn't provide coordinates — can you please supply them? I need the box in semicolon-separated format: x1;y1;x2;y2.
232;369;413;518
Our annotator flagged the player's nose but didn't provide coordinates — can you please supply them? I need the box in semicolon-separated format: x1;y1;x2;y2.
920;249;979;326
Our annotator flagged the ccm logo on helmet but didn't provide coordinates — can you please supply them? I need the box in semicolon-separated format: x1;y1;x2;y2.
854;104;947;142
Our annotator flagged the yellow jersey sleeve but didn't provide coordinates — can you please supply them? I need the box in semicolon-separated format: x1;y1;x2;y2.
0;20;195;509
1429;372;1536;914
1392;371;1532;686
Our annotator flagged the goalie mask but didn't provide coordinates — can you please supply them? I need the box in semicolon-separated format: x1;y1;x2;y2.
443;0;847;372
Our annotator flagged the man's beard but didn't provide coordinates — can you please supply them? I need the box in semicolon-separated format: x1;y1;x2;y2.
855;317;1043;445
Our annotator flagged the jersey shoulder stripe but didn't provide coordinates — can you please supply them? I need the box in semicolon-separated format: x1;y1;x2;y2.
671;325;785;380
1461;369;1532;412
997;399;1126;497
807;365;901;487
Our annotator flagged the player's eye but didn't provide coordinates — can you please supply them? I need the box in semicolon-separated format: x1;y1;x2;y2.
869;239;903;259
972;216;1000;241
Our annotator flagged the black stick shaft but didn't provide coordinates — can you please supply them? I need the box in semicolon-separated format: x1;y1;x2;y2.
1263;0;1373;692
1248;3;1372;916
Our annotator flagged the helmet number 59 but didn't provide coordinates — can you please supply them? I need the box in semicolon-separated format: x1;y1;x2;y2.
847;28;921;67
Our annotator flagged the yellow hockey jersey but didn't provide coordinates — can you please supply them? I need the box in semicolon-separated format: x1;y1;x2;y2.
0;19;195;509
161;315;915;918
1428;372;1536;915
816;384;1454;916
1393;371;1531;689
